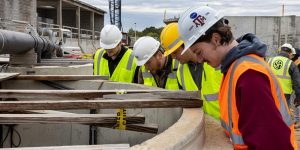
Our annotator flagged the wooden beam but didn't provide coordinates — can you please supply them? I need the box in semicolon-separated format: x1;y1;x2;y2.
0;114;144;124
3;144;130;150
0;73;20;81
0;99;202;111
0;89;163;99
101;123;158;134
23;110;158;134
104;91;201;100
14;75;108;81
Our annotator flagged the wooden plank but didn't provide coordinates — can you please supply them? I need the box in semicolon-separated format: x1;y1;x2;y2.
104;91;201;100
0;114;145;124
101;123;159;134
0;73;20;81
41;58;92;61
0;99;202;111
36;63;91;66
14;75;108;81
24;110;158;134
2;144;130;150
0;89;164;99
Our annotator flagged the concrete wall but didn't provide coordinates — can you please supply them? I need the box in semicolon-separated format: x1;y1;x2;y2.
226;16;299;57
0;0;36;32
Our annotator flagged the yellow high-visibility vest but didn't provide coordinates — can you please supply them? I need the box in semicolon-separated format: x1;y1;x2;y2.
177;62;222;120
141;59;179;90
268;56;292;94
93;48;137;83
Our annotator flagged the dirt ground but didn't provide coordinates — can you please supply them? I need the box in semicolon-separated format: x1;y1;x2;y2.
296;128;300;148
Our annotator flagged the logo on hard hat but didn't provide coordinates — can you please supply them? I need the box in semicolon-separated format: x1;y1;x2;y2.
193;15;206;28
273;60;283;70
190;12;198;19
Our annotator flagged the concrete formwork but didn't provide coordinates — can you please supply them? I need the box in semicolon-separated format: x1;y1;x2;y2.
0;64;232;149
0;64;182;148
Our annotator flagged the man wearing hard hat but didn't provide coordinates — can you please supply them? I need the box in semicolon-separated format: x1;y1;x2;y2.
93;25;138;83
160;23;222;120
268;43;300;109
178;6;297;149
132;36;180;90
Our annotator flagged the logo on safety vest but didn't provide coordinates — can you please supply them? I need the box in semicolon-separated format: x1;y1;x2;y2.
273;60;283;70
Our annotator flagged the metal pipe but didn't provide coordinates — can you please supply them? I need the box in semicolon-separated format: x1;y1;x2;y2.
0;29;61;57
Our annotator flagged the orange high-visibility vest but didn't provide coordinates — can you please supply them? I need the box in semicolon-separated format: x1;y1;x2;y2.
295;58;300;66
219;54;297;150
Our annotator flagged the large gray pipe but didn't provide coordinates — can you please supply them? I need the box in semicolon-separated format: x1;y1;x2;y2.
0;29;60;55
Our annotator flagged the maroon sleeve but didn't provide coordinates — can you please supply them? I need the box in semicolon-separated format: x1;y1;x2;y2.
236;69;293;150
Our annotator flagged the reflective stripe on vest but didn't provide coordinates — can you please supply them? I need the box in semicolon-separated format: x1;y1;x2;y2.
224;55;293;146
204;93;219;101
94;49;105;75
141;59;179;90
178;63;198;91
141;66;158;87
93;48;136;82
201;63;222;120
173;59;179;70
202;63;221;102
268;56;292;94
295;59;300;66
177;63;221;120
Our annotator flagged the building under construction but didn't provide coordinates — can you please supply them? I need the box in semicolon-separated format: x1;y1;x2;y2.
1;0;105;55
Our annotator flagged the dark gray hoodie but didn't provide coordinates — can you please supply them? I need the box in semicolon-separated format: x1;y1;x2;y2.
221;33;267;74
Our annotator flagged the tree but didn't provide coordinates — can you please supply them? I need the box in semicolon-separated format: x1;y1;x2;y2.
127;26;164;41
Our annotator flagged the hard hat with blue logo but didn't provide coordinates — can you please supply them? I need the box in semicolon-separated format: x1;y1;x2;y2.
178;6;223;54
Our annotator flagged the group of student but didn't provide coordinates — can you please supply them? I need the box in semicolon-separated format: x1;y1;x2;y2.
94;6;299;150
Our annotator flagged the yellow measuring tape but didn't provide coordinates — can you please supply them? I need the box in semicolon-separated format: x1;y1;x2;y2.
115;90;127;130
116;108;126;130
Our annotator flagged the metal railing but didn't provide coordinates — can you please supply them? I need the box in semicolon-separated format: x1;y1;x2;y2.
38;22;100;53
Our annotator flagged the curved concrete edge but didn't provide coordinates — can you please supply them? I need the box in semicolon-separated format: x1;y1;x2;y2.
131;108;205;150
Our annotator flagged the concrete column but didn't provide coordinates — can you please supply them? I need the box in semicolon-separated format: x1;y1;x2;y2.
57;0;62;29
291;15;296;46
90;11;95;41
76;6;81;42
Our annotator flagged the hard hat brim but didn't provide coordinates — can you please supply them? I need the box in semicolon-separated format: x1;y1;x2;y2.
164;40;184;57
100;40;120;50
136;58;149;66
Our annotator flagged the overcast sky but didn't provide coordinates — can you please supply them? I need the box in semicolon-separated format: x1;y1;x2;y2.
80;0;300;32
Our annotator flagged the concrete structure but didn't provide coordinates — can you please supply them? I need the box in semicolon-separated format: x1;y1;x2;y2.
1;64;182;148
0;64;232;149
226;16;300;57
164;15;300;57
0;0;36;32
0;0;105;54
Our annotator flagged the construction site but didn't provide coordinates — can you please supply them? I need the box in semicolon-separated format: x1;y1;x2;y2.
0;0;299;150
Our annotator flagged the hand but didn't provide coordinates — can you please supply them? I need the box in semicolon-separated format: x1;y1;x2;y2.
294;99;300;107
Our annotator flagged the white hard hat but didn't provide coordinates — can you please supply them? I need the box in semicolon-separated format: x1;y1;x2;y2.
281;43;296;54
100;25;122;49
178;6;223;54
133;36;160;66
